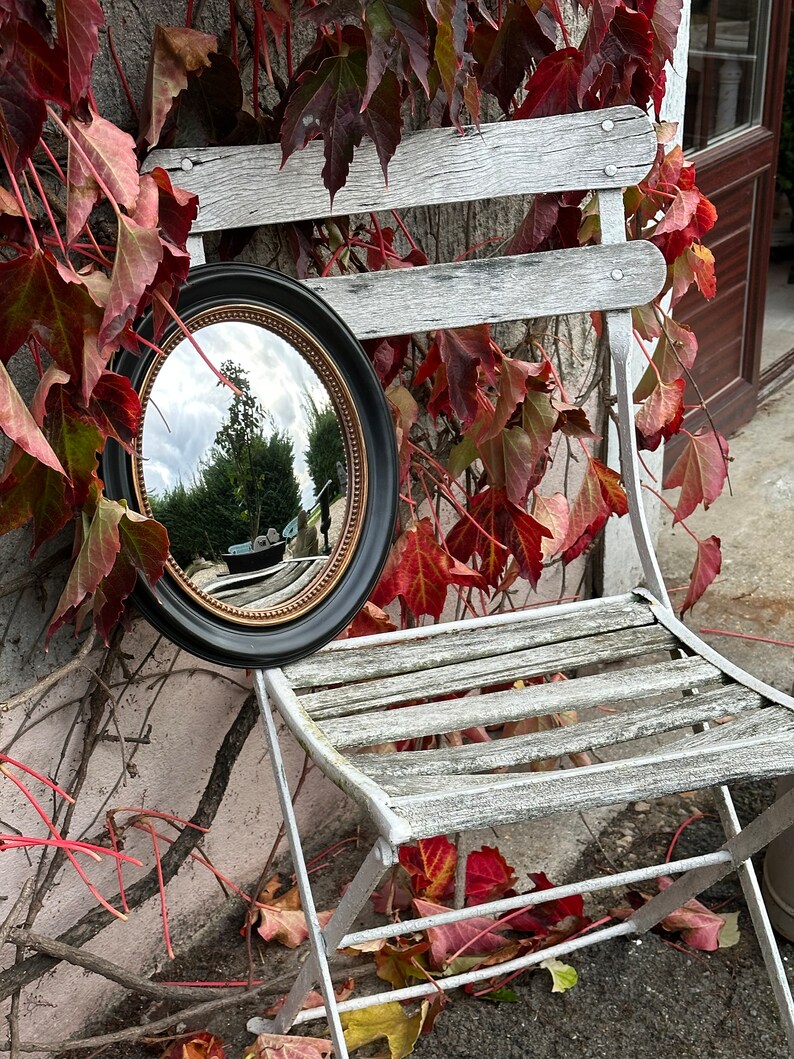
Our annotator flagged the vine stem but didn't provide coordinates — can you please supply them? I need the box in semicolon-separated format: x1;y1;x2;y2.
0;150;41;249
25;161;66;257
153;292;241;394
107;25;138;120
641;483;701;543
0;766;125;921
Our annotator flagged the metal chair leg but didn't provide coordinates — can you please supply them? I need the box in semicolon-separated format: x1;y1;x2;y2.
273;837;396;1034
627;784;794;1055
255;673;351;1058
712;785;794;1055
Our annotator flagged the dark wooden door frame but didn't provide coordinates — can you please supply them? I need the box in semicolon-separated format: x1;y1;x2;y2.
667;0;792;465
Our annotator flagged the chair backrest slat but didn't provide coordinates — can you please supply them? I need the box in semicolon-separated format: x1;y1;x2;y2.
305;241;664;340
146;105;656;233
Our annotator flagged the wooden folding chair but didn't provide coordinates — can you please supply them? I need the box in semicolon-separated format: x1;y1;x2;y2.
150;104;794;1057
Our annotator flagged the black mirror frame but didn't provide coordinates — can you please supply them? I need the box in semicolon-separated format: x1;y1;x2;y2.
103;263;398;669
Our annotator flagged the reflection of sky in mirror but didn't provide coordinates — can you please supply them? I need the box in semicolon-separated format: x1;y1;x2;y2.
142;321;333;510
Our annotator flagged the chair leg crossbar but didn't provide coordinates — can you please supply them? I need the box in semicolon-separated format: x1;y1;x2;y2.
254;687;794;1058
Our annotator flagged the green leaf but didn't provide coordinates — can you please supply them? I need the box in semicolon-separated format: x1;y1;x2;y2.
481;986;519;1003
541;957;578;993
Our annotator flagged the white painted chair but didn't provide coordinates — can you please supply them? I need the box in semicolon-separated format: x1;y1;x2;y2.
151;106;794;1057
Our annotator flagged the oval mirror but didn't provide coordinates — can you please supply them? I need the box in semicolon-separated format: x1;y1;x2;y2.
103;263;398;668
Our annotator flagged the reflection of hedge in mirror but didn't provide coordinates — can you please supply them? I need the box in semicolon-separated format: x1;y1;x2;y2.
149;454;248;568
305;396;346;504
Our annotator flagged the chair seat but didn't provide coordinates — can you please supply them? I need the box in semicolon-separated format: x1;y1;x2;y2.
272;591;794;842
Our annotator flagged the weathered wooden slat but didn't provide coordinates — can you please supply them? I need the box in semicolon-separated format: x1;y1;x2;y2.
286;598;654;690
352;684;763;777
303;625;678;719
320;656;721;748
302;243;665;341
387;734;794;837
146;106;656;232
678;707;794;747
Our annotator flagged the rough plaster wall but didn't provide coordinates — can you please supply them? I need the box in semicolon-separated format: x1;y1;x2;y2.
1;0;663;1045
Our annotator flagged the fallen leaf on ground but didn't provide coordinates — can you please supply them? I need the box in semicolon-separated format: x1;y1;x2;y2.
245;1032;333;1058
541;957;578;992
341;1000;426;1059
160;1031;226;1058
264;979;355;1016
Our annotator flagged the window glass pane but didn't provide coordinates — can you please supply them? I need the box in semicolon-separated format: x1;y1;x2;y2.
684;0;771;153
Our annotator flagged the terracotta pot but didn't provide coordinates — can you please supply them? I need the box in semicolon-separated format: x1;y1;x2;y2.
763;776;794;942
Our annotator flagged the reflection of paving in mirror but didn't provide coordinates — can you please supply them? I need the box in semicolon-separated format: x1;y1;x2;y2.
141;318;351;611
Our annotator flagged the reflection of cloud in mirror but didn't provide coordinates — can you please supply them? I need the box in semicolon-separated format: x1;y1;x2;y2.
142;321;335;510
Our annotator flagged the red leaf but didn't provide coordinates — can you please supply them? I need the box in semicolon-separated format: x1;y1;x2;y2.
634;316;697;399
281;40;402;202
0;450;70;553
48;495;125;638
652;187;700;238
413;897;508;968
0;54;46;174
422;324;497;428
561;457;626;563
344;601;397;638
100;216;164;347
649;0;684;65
513;48;584;120
255;885;333;948
477;2;554;112
250;1034;332;1059
0;359;65;475
86;371;141;452
45;386;102;506
580;0;621;69
399;836;457;901
160;1030;226;1059
680;534;721;617
371;518;485;620
92;509;169;642
66;112;140;243
447;487;548;589
55;0;104;110
0;251;103;399
635;376;685;451
560;475;605;563
532;491;570;559
139;25;217;148
465;845;517;904
149;166;200;248
662;429;729;523
670;242;716;304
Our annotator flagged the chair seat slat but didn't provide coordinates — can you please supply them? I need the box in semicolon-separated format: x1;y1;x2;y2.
303;625;678;719
304;242;665;341
387;734;794;836
146;106;655;232
285;597;654;691
320;656;721;748
352;684;764;777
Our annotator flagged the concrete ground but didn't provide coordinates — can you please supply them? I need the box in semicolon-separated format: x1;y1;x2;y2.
90;381;794;1058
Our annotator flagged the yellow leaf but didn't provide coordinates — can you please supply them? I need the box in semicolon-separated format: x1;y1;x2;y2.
341;1001;426;1059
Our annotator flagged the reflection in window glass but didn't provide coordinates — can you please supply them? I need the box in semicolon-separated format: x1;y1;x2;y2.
684;0;771;153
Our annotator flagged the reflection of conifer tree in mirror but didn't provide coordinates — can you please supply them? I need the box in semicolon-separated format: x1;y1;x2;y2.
303;391;346;504
213;361;300;545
